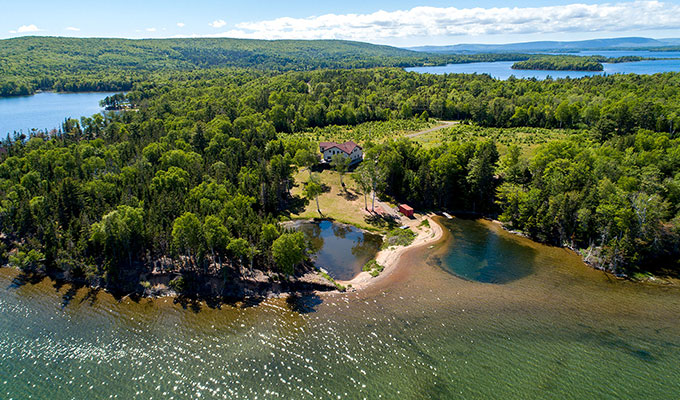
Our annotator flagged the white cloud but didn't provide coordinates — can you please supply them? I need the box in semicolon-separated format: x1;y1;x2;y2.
209;19;227;28
212;1;680;42
177;22;185;28
65;27;80;32
146;27;157;32
10;24;43;34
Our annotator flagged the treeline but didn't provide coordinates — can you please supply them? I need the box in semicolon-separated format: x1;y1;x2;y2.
0;36;532;97
0;74;318;292
125;68;678;137
360;130;680;276
1;67;680;285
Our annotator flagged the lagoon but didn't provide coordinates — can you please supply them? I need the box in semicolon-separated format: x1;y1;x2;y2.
1;217;679;399
0;92;118;136
295;220;383;280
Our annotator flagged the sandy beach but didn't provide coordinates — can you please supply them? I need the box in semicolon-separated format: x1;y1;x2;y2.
337;214;444;291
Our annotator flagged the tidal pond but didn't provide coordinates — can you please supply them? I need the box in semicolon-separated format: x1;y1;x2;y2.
294;220;383;280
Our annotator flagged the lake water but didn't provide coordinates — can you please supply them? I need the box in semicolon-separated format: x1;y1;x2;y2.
0;92;118;136
294;220;383;280
1;217;679;399
406;52;680;79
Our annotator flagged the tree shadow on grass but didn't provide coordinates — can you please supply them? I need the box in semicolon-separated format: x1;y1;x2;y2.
364;213;400;230
338;188;359;201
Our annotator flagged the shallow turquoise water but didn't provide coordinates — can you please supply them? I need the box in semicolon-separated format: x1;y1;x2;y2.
1;218;679;399
0;92;118;136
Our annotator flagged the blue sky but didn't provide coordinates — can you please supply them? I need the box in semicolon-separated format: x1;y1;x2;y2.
3;1;680;46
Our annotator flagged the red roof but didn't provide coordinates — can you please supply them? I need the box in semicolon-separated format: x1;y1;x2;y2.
319;141;361;155
399;204;413;212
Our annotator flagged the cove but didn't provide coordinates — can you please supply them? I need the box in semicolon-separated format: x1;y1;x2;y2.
293;220;382;280
429;217;535;283
0;91;118;136
1;218;679;399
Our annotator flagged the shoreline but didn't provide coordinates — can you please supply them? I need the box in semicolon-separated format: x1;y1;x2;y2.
489;219;680;287
337;215;445;292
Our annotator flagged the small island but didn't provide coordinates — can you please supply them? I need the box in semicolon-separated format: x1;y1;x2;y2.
512;56;605;71
511;55;650;71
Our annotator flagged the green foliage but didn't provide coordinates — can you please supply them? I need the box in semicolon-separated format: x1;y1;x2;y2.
168;276;186;293
318;270;346;291
272;232;307;275
1;58;679;282
512;56;605;71
383;228;416;249
8;249;44;272
496;131;680;274
0;36;540;97
90;205;144;269
303;177;323;213
363;259;385;277
171;212;203;261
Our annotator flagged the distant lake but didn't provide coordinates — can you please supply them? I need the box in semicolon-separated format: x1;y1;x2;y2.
406;51;680;80
0;92;119;136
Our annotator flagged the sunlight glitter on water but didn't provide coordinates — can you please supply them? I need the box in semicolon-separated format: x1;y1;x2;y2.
1;218;680;399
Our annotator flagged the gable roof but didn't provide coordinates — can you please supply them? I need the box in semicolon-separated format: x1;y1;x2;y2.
319;140;361;155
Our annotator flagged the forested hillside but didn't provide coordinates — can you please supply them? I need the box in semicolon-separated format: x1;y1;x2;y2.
1;67;679;293
0;36;529;97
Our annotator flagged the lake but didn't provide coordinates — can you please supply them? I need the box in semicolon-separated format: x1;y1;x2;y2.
294;220;383;280
406;52;680;79
0;92;118;136
1;217;679;399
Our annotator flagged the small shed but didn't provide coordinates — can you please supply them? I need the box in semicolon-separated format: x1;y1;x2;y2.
398;204;414;218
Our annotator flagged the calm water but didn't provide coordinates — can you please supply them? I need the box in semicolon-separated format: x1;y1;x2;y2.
0;92;118;136
430;218;535;283
1;217;679;399
294;220;383;280
406;53;680;79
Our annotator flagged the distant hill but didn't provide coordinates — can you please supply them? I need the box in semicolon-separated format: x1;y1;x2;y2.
0;36;533;97
409;37;680;54
0;36;446;72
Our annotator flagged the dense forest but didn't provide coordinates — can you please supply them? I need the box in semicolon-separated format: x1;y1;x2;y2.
1;63;680;294
512;56;605;71
511;55;650;71
0;37;533;97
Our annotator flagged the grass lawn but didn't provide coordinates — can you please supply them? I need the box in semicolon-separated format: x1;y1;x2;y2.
287;168;397;232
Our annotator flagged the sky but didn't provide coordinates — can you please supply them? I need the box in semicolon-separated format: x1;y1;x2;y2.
3;0;680;46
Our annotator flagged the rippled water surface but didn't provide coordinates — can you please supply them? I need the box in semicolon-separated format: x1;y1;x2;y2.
1;217;679;399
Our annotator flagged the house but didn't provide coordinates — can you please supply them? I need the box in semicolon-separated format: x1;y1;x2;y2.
398;204;414;218
319;141;363;165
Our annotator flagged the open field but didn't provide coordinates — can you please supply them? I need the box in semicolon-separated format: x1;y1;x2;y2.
412;123;576;155
287;169;401;232
281;118;438;144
